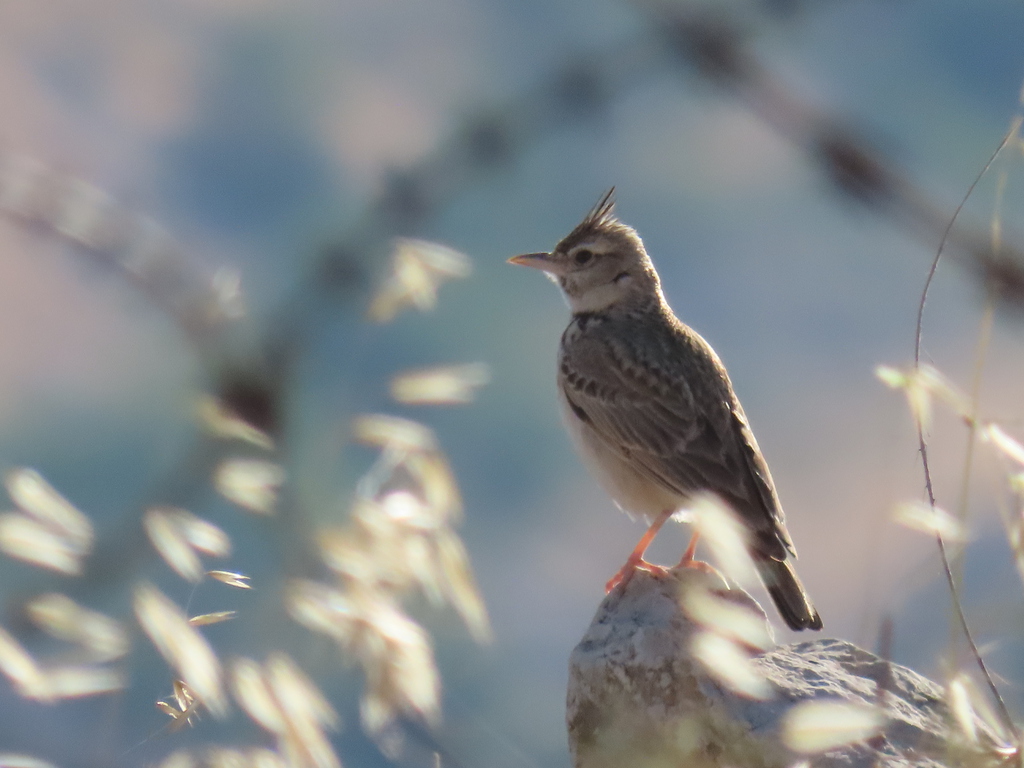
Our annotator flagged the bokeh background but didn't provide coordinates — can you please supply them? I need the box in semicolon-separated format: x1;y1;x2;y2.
2;0;1024;765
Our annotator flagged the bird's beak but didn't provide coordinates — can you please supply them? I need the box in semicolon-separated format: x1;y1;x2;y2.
508;252;560;274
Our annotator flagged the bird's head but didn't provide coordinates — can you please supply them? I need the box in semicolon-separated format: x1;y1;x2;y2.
509;188;663;313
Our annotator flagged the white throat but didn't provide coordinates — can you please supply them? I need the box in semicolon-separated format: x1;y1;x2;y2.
563;275;633;313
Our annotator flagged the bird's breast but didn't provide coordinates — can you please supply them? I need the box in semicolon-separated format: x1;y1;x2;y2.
556;384;684;523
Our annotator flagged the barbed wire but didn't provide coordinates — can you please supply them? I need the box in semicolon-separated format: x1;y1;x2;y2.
636;1;1024;306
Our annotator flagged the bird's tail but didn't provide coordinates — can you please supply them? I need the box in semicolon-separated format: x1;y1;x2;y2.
755;558;822;631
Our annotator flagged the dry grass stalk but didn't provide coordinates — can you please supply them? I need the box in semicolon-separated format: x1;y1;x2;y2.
0;469;93;575
189;611;237;627
287;579;440;737
0;170;492;757
0;515;84;576
691;630;772;700
0;624;49;701
207;570;252;589
687;495;760;590
368;239;471;322
875;364;970;429
680;585;773;652
879;361;1024;744
352;414;436;455
25;593;129;661
231;657;287;734
782;700;885;754
894;501;969;542
0;621;125;702
945;673;1014;748
41;665;125;698
283;409;490;740
134;583;228;718
390;364;490;405
5;470;93;552
230;654;341;768
143;510;203;583
404;451;462;526
196;396;274;450
347;416;487;635
145;507;231;583
986;424;1024;466
1003;486;1024;593
214;460;285;515
157;680;203;731
948;675;980;744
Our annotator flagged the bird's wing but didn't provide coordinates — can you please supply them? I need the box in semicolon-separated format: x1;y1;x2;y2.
729;405;797;558
561;324;790;558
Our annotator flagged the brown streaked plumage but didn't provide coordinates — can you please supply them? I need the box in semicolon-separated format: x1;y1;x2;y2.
509;188;822;631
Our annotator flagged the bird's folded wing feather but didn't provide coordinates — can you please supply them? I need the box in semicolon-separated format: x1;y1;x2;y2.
730;404;797;557
561;329;791;557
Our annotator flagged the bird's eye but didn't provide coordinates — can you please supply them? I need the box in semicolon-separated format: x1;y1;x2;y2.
573;249;595;266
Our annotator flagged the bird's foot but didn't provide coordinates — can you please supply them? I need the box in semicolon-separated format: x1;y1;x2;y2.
674;558;717;575
605;509;675;594
605;558;672;594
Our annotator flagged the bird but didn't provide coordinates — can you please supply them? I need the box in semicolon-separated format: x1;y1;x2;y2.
509;189;822;631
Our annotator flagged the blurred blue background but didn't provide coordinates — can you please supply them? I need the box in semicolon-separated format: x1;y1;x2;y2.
2;0;1024;765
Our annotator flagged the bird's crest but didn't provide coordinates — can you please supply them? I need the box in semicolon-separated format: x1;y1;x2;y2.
582;187;617;230
562;188;623;247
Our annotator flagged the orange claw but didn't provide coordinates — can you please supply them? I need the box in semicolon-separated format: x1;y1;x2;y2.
605;558;672;592
605;508;674;594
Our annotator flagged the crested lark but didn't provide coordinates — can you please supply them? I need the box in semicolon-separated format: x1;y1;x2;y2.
509;189;822;631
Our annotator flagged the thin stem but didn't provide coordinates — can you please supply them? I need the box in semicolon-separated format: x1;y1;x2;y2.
934;530;1016;736
914;124;1017;368
913;125;1018;740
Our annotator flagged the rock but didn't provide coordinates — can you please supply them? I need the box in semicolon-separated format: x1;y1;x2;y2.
567;567;1008;768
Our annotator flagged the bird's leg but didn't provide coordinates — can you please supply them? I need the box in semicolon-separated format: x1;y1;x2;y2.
678;531;700;566
674;530;716;574
605;509;673;593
